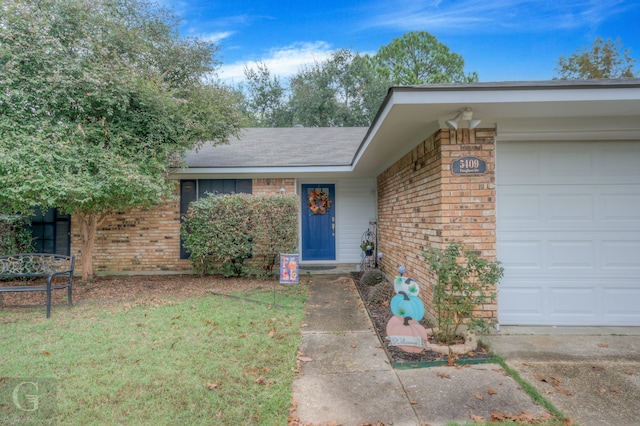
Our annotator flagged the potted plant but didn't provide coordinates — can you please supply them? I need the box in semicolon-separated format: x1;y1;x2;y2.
360;239;375;256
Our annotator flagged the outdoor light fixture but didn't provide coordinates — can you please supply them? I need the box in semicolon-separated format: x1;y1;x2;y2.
446;108;481;130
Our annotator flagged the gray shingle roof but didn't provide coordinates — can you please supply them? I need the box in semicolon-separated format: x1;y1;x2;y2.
184;127;368;168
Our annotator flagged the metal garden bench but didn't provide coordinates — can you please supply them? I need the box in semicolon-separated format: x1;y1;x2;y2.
0;254;75;318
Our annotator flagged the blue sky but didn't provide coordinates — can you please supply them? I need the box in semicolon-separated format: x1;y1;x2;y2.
162;0;640;85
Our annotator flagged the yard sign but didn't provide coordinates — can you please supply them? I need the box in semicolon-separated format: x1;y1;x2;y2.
279;254;299;284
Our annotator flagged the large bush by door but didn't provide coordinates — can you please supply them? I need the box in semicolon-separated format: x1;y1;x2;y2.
181;194;298;277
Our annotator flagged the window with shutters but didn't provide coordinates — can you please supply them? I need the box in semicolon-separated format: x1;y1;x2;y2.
179;179;252;259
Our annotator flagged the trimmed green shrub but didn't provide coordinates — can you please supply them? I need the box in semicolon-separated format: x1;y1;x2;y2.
0;214;34;255
181;194;299;277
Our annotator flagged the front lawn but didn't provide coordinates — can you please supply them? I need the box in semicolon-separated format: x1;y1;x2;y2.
0;278;307;425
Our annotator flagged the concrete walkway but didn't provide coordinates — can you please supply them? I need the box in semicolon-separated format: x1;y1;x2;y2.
293;274;550;425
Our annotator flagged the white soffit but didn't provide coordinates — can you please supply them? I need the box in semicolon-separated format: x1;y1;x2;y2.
354;80;640;174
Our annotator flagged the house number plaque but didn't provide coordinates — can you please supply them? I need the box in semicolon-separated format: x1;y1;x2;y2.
451;156;486;175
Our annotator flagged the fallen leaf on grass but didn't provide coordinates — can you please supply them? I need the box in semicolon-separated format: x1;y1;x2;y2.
42;351;51;356
206;382;222;390
470;414;485;422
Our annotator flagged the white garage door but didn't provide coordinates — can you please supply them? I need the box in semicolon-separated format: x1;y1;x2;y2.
497;140;640;325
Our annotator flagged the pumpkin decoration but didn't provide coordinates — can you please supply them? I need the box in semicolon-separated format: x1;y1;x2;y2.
390;291;424;321
385;315;427;353
393;277;419;297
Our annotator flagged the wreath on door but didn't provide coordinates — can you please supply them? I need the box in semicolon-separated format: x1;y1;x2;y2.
308;190;332;215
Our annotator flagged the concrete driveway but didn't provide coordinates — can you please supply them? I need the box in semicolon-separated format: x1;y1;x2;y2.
485;326;640;426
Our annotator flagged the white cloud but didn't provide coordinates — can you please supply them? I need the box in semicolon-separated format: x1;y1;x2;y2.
200;31;235;44
217;41;335;84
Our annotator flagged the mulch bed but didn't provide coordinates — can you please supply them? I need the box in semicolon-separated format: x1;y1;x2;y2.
351;272;493;365
0;274;270;320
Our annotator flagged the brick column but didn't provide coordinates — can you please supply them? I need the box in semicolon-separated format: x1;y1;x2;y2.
377;128;497;320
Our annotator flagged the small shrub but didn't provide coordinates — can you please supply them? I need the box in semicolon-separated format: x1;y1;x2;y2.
360;270;384;286
367;280;394;305
423;242;504;345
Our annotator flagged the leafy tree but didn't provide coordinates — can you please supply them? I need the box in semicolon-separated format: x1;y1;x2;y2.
243;63;291;127
288;49;388;127
371;31;478;85
555;37;637;79
0;0;241;280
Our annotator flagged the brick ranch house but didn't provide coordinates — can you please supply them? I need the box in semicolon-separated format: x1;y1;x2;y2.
41;79;640;327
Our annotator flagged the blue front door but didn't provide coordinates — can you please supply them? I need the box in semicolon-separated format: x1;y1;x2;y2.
301;184;336;261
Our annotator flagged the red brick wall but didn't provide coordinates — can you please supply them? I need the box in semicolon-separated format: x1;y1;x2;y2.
252;178;296;196
70;179;294;274
377;128;498;320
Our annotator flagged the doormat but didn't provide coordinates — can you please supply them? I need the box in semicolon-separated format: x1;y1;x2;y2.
299;266;336;271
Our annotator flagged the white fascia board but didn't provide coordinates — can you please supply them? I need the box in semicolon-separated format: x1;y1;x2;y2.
393;84;640;105
170;165;355;179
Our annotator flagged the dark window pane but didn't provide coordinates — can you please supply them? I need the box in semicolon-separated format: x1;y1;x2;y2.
55;221;70;255
42;240;54;254
237;179;252;194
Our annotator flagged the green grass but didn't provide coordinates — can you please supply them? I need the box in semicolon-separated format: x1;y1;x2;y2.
0;284;307;425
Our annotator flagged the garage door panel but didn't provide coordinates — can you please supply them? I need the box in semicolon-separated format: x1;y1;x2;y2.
499;193;541;222
547;149;593;177
601;190;640;222
498;240;543;269
548;241;595;269
548;287;598;316
602;240;640;269
547;193;594;221
498;140;640;325
604;287;640;318
498;285;545;318
501;278;640;325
